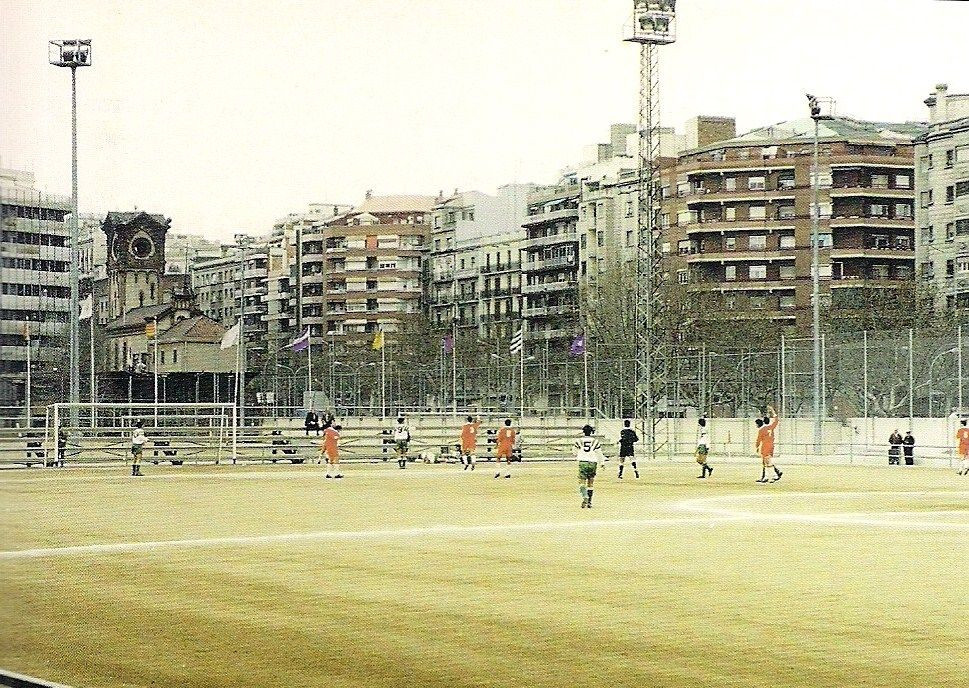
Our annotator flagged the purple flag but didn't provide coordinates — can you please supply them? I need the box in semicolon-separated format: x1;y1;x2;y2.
569;333;586;357
442;334;454;354
291;327;310;353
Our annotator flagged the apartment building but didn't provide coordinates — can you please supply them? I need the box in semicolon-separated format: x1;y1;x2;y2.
428;186;535;341
916;83;969;311
0;169;71;409
521;177;582;345
675;116;925;330
301;193;433;342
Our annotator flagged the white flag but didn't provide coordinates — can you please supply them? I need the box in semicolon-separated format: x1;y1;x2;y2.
220;321;241;349
79;295;93;320
509;327;524;355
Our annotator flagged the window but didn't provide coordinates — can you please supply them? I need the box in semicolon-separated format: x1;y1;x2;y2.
778;175;795;190
872;264;890;280
676;182;690;197
779;234;795;249
748;176;766;191
870;203;889;217
957;218;969;235
626;230;633;247
871;174;889;188
172;350;178;364
725;296;736;310
678;210;698;225
661;213;671;227
946;186;955;204
678;240;693;255
724;177;737;191
946;149;955;168
780;264;796;280
725;237;736;251
811;172;833;188
725;207;737;221
920;190;933;208
922;226;934;243
749;295;767;309
921;261;935;279
749;265;767;280
626;200;634;217
748;206;766;220
661;242;671;254
725;265;737;281
895;204;912;218
956;180;969;198
779;294;795;309
895;174;911;189
812;233;833;248
677;269;689;285
160;351;166;364
921;154;933;171
811;202;831;218
749;235;767;251
946;222;956;241
957;146;969;164
778;205;796;220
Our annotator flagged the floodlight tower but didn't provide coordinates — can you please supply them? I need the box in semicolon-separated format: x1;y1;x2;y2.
625;2;675;460
49;39;92;427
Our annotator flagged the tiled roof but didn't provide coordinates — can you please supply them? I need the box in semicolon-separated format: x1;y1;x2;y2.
157;314;226;344
105;304;172;331
719;117;927;147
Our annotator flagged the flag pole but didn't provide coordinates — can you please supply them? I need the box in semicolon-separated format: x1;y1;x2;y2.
519;334;525;421
89;313;95;428
451;321;457;418
307;328;313;398
583;334;590;420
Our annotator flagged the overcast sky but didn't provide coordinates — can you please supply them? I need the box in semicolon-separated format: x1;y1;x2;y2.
1;0;965;241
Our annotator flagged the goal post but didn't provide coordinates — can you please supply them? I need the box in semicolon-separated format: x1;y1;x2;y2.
44;402;236;466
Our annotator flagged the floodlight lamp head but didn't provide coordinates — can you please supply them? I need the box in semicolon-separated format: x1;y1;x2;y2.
49;40;92;67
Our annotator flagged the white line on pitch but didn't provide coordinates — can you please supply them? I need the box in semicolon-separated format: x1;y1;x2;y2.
0;516;743;560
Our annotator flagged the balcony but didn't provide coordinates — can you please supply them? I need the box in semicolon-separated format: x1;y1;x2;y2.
521;280;573;295
680;159;797;175
481;288;519;298
829;275;907;288
522;232;578;250
523;304;577;318
690;280;795;292
828;154;913;170
830;247;913;260
480;262;521;275
685;189;796;206
522;207;579;228
525;327;573;340
829;215;913;229
686;250;793;264
454;268;478;280
523;255;576;272
684;219;796;234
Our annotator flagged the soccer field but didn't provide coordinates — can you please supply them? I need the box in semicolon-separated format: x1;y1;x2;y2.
1;462;966;688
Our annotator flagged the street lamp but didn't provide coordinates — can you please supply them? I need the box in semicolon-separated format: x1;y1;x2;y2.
49;39;92;426
807;93;834;452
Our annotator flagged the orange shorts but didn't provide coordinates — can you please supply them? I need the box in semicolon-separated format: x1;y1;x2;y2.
496;446;513;459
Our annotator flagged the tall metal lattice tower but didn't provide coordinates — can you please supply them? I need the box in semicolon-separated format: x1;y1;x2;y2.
625;1;676;459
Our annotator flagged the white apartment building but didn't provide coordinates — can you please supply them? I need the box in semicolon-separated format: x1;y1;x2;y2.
0;168;72;410
916;83;969;311
428;185;536;341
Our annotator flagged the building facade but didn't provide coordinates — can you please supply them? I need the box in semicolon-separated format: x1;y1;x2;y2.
303;194;433;342
0;169;71;411
916;83;969;312
674;116;925;330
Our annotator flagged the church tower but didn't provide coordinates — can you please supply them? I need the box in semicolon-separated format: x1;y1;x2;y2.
102;211;170;320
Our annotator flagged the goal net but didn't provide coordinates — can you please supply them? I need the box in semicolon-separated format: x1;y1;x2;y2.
43;402;236;466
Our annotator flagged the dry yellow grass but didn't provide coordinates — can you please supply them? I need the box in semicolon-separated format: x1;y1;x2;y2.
0;462;966;687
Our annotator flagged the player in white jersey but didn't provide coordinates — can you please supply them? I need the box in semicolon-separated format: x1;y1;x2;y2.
575;424;606;509
696;417;713;479
393;417;411;469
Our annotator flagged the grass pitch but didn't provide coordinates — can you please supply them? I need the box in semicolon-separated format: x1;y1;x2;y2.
0;461;966;688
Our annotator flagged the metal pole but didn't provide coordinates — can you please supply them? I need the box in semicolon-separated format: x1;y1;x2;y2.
381;337;386;418
153;317;158;426
236;243;246;428
863;330;868;444
908;327;914;426
810;112;822;453
25;324;31;429
451;321;457;416
68;67;80;426
780;334;786;418
958;324;964;413
520;342;525;420
821;333;827;419
89;316;95;427
307;330;312;398
583;338;590;419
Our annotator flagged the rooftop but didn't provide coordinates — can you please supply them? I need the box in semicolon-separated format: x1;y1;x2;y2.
693;117;928;153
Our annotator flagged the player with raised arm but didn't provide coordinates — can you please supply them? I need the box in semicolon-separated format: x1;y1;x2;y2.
460;415;481;471
956;419;969;476
130;419;146;477
393;416;410;469
754;405;782;483
617;419;639;479
494;419;515;479
576;424;606;508
321;423;343;479
696;417;713;479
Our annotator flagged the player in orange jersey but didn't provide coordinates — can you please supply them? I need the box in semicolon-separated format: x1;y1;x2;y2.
460;415;481;471
956;419;969;476
494;418;516;479
754;404;782;483
320;423;343;479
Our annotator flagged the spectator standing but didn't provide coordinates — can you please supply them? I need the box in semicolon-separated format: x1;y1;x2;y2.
888;430;903;465
902;430;915;466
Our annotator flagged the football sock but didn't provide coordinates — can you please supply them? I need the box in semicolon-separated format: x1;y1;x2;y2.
586;489;593;506
761;467;767;480
618;465;624;478
579;485;587;499
774;466;782;477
